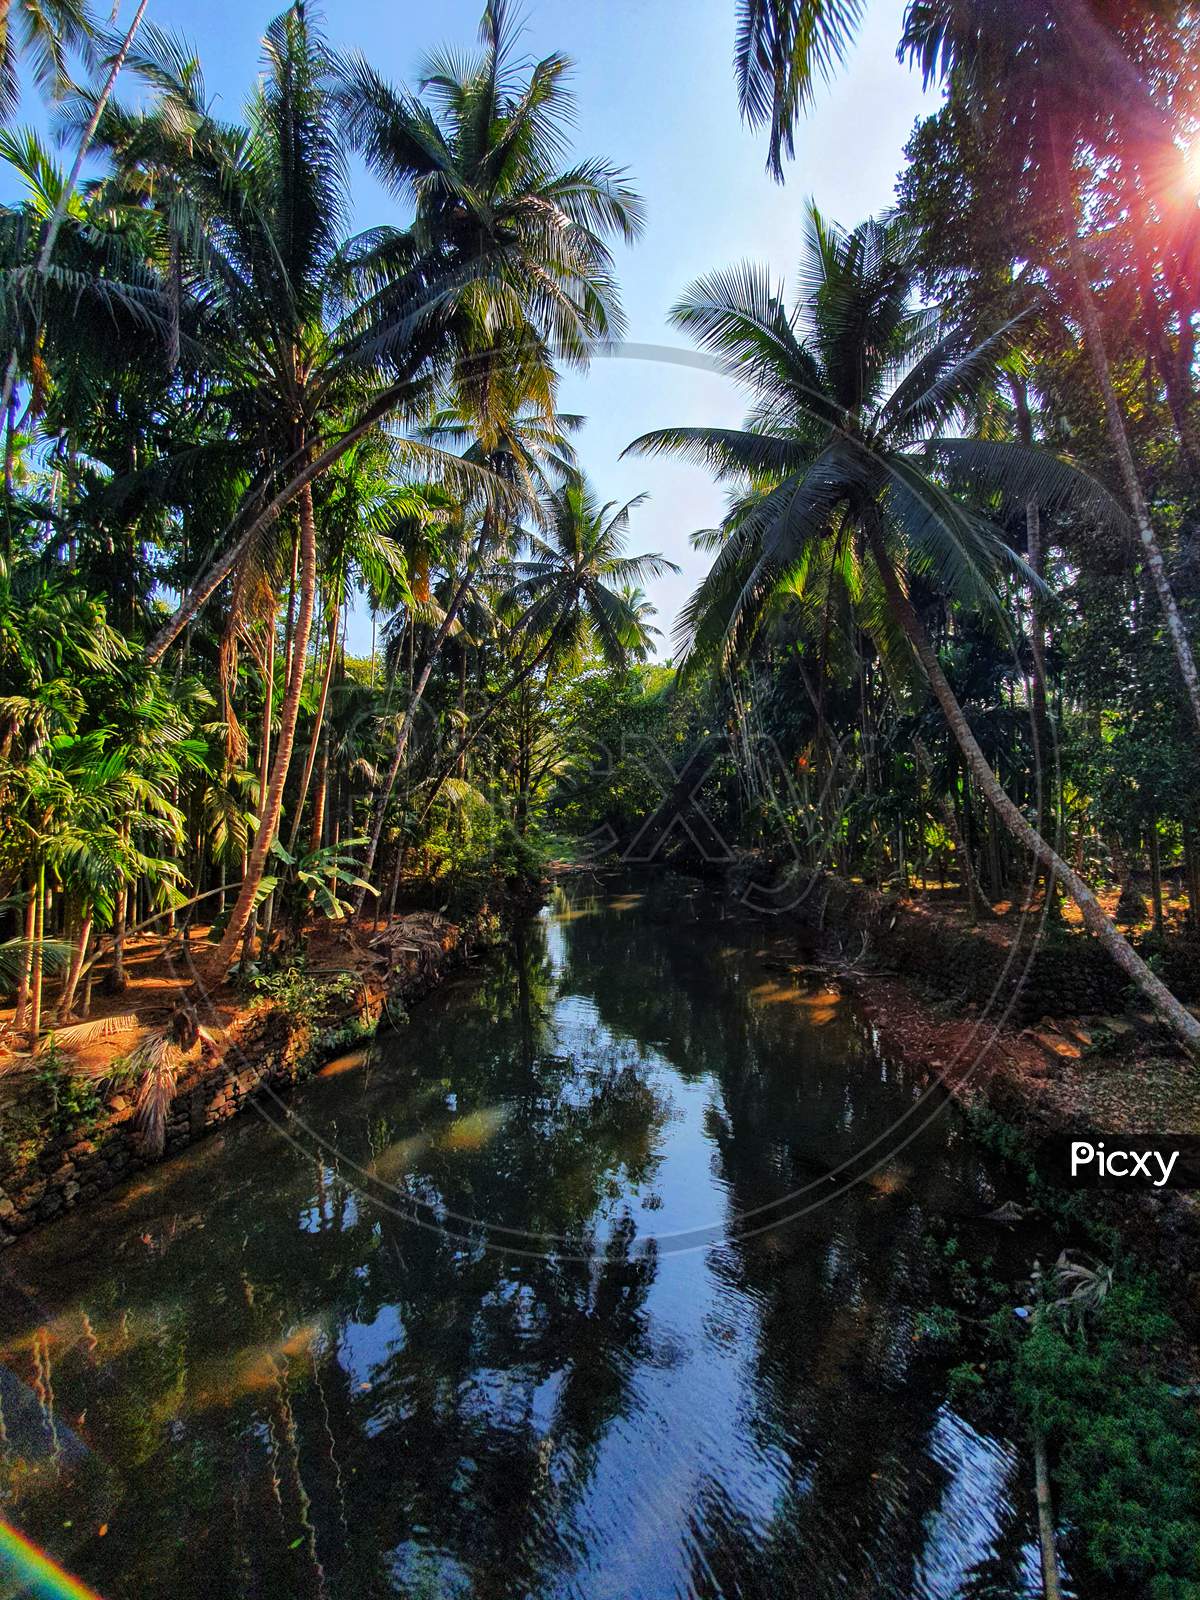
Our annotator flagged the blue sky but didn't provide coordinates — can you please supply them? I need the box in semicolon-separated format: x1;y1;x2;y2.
29;0;941;654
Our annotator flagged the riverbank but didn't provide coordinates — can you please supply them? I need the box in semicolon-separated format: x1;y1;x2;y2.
734;863;1200;1322
0;885;532;1246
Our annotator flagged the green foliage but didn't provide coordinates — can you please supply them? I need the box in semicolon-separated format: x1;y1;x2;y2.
1010;1279;1200;1597
250;960;359;1029
914;1304;962;1345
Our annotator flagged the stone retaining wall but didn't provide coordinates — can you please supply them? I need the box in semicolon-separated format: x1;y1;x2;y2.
768;869;1200;1023
0;906;498;1246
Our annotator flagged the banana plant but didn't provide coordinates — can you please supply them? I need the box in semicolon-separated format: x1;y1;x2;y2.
264;836;378;937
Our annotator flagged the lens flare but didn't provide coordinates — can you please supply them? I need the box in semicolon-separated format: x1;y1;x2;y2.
0;1519;107;1600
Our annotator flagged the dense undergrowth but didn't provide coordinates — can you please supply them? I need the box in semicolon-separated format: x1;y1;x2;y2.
918;1111;1200;1599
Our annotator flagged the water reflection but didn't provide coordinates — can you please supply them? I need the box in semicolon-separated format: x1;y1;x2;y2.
0;873;1045;1598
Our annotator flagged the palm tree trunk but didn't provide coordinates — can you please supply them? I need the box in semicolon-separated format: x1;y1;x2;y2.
257;620;275;814
245;609;276;963
309;736;329;853
109;879;128;992
866;520;1200;1054
1051;131;1200;738
13;874;34;1028
28;863;45;1050
58;911;92;1019
213;475;318;978
355;566;476;911
288;595;341;851
0;0;151;424
1185;819;1200;933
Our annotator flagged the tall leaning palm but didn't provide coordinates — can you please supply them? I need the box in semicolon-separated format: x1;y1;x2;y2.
734;0;1200;738
628;211;1200;1054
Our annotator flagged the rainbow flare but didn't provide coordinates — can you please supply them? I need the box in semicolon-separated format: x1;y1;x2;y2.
0;1519;106;1600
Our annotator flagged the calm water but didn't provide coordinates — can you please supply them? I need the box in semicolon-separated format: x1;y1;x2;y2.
0;874;1046;1599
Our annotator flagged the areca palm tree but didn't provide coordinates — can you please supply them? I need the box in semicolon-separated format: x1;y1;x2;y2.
407;474;676;849
627;210;1200;1053
356;383;580;897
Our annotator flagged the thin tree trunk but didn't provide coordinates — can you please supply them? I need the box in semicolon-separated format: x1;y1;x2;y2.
1186;819;1200;933
309;737;329;854
288;595;341;851
1149;820;1164;937
245;610;277;963
355;566;475;910
0;0;151;424
257;619;275;814
212;475;318;978
3;390;15;561
1032;1429;1064;1600
28;864;45;1049
1052;130;1200;738
866;519;1200;1054
58;912;92;1019
13;875;34;1028
281;526;299;689
109;880;128;992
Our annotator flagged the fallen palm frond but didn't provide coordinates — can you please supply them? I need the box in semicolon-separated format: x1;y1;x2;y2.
1047;1249;1113;1329
0;1011;142;1073
367;912;453;981
127;1028;183;1158
48;1013;140;1049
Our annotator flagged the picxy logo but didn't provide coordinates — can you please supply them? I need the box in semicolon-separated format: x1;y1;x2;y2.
1069;1141;1180;1187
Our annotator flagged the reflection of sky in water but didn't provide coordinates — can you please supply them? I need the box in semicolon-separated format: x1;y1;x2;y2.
915;1407;1051;1599
0;874;1061;1600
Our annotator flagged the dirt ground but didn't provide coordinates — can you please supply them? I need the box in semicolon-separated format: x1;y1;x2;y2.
0;911;445;1086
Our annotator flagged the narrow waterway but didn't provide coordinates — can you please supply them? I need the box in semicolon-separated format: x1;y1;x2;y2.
0;874;1048;1599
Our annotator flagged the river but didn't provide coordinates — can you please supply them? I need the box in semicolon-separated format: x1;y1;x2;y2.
0;873;1047;1599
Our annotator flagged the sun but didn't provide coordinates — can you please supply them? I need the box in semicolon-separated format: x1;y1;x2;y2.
1178;137;1200;202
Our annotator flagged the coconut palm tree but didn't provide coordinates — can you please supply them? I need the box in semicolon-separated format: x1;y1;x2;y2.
627;209;1200;1053
617;586;661;662
337;0;642;378
137;0;644;670
511;480;675;664
734;0;1200;738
